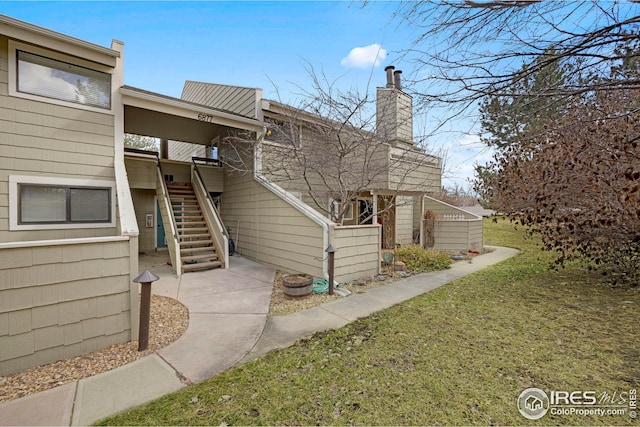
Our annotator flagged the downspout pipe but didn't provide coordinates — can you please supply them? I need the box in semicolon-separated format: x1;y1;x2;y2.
253;127;333;282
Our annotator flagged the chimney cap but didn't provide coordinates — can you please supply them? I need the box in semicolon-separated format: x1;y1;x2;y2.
393;69;403;90
385;65;395;88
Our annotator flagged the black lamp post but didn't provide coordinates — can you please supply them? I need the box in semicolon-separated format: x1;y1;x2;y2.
325;244;337;295
133;270;159;351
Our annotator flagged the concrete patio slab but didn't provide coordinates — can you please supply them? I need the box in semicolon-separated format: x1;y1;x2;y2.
71;354;184;426
0;382;76;426
158;313;266;383
181;285;273;314
259;306;351;349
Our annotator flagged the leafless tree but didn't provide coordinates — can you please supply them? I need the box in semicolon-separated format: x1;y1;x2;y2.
227;65;443;226
124;134;159;151
432;184;478;207
392;1;640;130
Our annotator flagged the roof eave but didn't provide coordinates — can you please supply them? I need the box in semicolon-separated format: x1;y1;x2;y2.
120;86;263;133
0;14;120;67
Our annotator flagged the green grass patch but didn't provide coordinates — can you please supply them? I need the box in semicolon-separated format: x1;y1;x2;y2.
99;219;639;426
395;244;451;272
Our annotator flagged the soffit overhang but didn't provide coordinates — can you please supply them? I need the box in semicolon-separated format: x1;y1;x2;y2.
121;86;263;145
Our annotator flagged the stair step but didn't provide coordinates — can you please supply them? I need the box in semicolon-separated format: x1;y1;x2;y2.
182;253;219;263
167;185;194;189
179;236;212;244
175;215;204;220
182;260;222;273
163;181;223;274
179;228;208;234
168;192;195;196
173;206;202;216
180;246;214;254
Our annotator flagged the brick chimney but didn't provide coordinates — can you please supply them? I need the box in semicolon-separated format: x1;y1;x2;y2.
376;65;413;144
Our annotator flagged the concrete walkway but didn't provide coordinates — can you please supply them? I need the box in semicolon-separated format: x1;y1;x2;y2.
0;246;518;426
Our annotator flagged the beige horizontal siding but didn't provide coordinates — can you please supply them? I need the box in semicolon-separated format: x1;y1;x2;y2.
159;161;191;183
0;238;133;376
199;166;224;193
413;197;423;229
130;188;156;252
469;220;483;250
125;157;157;189
332;225;380;282
389;158;441;192
421;198;484;250
395;196;414;245
432;219;484;251
222;171;324;277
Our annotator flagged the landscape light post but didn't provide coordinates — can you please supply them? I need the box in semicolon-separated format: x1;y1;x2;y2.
133;270;160;351
326;244;337;295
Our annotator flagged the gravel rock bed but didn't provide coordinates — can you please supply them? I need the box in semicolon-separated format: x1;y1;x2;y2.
268;249;484;316
269;269;401;316
0;295;188;404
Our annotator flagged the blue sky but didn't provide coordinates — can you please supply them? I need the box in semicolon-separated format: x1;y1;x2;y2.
1;1;490;189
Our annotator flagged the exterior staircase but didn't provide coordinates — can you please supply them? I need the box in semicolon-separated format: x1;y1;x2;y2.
166;182;222;273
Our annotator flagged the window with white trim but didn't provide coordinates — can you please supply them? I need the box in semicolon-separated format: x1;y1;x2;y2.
329;198;354;222
16;50;111;110
8;41;113;113
9;176;116;230
19;185;111;224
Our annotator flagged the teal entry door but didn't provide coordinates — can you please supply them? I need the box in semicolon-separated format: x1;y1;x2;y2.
156;202;167;248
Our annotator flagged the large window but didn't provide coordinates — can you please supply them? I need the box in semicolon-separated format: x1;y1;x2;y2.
16;50;111;110
19;184;111;224
9;176;116;230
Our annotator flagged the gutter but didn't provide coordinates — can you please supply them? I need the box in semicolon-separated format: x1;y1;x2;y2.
252;128;334;281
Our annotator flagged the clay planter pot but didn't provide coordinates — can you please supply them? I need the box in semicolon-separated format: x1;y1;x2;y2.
282;274;313;297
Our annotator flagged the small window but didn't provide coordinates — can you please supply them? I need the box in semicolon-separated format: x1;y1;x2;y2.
329;198;354;222
18;184;111;225
16;50;111;110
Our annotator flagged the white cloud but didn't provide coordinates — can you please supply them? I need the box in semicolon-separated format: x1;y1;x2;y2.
340;44;387;69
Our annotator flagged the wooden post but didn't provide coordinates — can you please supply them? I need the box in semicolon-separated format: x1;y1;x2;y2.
138;282;152;351
326;244;337;295
133;270;160;352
